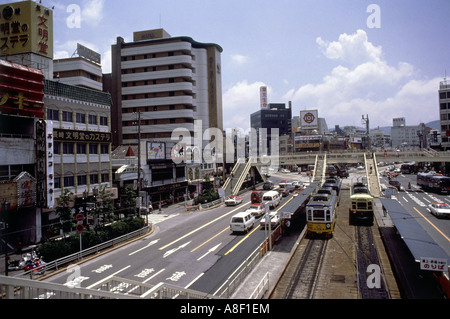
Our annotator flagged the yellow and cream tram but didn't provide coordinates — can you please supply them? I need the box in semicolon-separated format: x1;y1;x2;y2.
349;182;374;225
306;188;337;237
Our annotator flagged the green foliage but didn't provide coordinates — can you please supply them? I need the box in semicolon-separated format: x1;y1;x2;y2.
38;217;146;262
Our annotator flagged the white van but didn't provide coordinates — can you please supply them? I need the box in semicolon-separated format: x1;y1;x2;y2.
263;191;281;209
230;212;255;234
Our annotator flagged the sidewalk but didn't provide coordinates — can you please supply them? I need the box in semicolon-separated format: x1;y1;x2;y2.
231;228;304;298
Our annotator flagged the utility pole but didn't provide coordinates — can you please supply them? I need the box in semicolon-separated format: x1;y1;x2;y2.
137;111;142;216
362;114;370;152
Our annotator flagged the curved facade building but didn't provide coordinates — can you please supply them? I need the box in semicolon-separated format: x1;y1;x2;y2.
108;28;223;147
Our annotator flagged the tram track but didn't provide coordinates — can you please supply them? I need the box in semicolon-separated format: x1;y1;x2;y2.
356;225;390;299
282;238;328;299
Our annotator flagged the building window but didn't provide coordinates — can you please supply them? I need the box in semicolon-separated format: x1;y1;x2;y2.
90;174;99;184
100;144;109;154
101;173;109;183
88;115;97;125
100;116;108;126
77;175;87;186
47;109;59;121
76;113;86;123
64;176;75;187
89;144;98;154
54;142;60;154
62;111;73;122
54;177;61;189
63;143;74;154
77;144;86;154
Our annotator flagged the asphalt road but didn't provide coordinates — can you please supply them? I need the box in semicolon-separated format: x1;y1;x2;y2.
42;174;302;296
378;171;450;258
41;167;449;298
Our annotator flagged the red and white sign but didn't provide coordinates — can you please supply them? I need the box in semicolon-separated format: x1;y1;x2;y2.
420;257;448;272
300;110;318;129
260;86;268;109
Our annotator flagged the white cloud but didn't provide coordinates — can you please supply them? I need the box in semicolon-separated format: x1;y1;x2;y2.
223;80;269;131
82;0;104;26
316;29;382;66
284;29;436;128
230;54;249;66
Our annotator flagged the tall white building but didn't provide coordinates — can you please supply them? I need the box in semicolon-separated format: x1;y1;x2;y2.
439;79;450;150
391;117;427;150
107;28;223;147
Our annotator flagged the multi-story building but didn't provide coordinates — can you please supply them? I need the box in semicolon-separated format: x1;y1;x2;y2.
391;117;427;150
105;28;223;204
0;59;45;245
107;28;223;147
53;44;103;91
250;103;292;155
439;79;450;150
43;79;116;236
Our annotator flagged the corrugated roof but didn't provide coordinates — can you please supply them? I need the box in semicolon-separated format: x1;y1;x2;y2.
380;198;449;266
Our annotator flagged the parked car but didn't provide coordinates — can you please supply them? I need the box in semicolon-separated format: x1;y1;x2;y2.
246;203;265;218
263;181;274;190
225;195;243;206
260;211;281;228
428;202;450;218
230;211;255;234
278;187;289;197
389;180;402;191
338;169;349;178
291;181;303;189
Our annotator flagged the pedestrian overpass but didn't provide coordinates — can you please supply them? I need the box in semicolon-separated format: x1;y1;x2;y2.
223;150;450;198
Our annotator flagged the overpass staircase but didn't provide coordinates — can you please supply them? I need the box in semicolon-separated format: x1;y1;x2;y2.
312;154;327;185
222;158;267;196
364;153;382;198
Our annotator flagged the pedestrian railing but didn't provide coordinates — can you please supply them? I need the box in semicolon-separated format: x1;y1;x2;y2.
14;226;151;279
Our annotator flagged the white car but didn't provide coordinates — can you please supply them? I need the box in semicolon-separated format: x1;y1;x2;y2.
260;211;281;228
225;195;243;206
246;203;265;218
428;202;450;219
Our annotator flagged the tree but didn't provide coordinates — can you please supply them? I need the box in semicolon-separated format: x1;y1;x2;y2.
122;185;137;217
56;188;74;233
96;185;114;225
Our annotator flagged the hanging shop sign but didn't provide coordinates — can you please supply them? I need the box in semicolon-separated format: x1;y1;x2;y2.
0;59;44;118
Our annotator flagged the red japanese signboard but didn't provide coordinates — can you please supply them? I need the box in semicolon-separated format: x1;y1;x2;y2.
0;59;44;118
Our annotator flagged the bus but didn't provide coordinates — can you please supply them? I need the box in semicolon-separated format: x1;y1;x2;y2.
417;173;450;194
401;162;417;174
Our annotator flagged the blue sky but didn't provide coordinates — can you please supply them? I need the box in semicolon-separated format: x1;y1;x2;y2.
3;0;450;131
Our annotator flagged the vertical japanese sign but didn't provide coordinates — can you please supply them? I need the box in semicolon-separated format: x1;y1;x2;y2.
260;86;268;109
0;1;53;59
36;119;54;209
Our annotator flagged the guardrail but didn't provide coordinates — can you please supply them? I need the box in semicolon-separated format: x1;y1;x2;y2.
219;225;282;299
14;226;151;279
250;272;270;299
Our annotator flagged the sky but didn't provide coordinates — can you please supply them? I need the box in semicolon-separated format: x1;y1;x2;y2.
3;0;450;132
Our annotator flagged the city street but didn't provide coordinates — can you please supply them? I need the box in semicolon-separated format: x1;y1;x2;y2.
41;174;300;296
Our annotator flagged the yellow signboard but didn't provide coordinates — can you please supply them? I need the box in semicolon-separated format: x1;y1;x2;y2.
0;0;53;59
